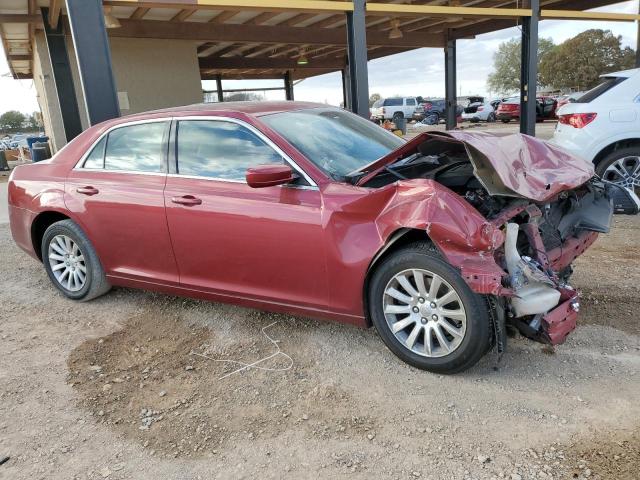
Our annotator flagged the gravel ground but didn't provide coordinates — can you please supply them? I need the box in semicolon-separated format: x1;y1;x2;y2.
0;210;639;480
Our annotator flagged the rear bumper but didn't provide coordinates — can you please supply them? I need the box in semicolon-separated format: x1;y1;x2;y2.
9;204;38;259
497;113;518;121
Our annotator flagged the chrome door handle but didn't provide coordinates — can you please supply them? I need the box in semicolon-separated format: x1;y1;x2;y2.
171;195;202;206
76;186;99;196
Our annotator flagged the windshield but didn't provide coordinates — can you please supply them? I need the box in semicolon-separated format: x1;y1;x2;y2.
261;107;404;179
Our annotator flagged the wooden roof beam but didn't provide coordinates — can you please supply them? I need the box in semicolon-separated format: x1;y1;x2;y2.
48;0;62;28
130;7;150;20
0;14;42;23
171;9;196;22
105;1;354;14
110;19;446;48
209;11;241;24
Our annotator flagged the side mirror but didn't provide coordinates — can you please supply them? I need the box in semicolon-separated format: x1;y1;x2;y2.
246;164;295;188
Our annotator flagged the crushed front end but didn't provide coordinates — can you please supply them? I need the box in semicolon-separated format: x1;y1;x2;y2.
475;180;613;345
354;130;638;348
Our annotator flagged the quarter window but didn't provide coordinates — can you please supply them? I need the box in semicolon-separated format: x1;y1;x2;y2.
103;122;167;173
176;120;284;181
82;136;106;169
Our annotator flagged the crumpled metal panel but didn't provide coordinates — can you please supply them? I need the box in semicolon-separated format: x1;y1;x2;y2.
358;131;595;203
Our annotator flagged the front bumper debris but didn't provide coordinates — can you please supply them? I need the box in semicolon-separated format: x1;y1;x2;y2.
542;290;580;345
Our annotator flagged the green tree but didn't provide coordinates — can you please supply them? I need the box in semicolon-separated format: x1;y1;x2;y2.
487;37;555;95
25;112;41;131
0;110;26;133
369;93;382;107
540;29;635;91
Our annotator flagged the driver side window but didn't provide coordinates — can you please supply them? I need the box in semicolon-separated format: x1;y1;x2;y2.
176;120;285;181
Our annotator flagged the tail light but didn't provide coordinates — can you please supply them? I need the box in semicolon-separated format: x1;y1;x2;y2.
558;113;597;129
477;107;484;111
382;108;386;115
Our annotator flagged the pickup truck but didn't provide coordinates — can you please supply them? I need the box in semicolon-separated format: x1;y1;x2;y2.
370;97;418;123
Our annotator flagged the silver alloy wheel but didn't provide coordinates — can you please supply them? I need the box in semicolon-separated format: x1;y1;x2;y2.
48;234;87;292
603;156;640;192
383;269;467;358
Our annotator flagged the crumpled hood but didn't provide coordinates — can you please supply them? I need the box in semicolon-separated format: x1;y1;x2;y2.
358;131;595;203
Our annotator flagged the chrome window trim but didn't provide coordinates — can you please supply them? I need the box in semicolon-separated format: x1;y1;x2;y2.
72;118;170;171
172;115;317;188
72;115;319;190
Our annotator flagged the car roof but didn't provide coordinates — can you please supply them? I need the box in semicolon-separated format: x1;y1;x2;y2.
600;67;640;78
125;101;328;119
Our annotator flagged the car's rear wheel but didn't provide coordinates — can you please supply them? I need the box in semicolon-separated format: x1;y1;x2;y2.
42;219;111;301
368;242;492;374
596;148;640;196
487;112;496;123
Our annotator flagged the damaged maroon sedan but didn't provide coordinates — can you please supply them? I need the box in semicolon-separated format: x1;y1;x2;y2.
8;102;633;373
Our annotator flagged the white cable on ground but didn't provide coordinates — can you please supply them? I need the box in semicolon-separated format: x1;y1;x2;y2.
190;321;293;380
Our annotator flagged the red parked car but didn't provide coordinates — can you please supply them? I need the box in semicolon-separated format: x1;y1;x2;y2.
497;96;558;123
8;102;620;373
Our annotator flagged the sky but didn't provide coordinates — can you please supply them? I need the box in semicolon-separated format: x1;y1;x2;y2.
1;1;639;113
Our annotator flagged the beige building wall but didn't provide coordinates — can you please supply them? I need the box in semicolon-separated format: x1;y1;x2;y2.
33;36;203;152
109;38;203;115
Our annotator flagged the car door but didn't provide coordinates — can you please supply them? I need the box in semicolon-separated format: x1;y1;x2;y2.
65;120;179;285
164;117;328;310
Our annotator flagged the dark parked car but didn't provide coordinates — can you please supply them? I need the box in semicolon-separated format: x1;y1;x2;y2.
8;102;623;374
414;99;463;124
497;96;558;123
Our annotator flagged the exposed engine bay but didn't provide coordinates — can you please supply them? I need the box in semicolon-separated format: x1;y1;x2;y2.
349;132;639;348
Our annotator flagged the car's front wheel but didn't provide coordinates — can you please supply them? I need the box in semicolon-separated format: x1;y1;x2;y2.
596;147;640;197
42;219;111;301
368;243;492;374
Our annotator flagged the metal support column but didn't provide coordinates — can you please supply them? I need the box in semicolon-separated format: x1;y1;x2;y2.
284;71;294;101
65;0;120;125
520;0;539;136
216;75;224;102
41;8;83;142
345;0;369;118
444;32;457;130
342;68;352;110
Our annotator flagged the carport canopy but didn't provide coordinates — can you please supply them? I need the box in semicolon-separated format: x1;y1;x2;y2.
1;0;637;140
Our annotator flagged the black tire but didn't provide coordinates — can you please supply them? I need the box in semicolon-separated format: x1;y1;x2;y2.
392;112;404;125
487;113;496;123
368;242;492;374
42;219;111;302
596;147;640;195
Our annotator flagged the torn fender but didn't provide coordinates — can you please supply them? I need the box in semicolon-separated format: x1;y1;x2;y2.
373;179;509;296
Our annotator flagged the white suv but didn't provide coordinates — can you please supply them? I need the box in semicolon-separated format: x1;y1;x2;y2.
370;97;418;124
551;68;640;196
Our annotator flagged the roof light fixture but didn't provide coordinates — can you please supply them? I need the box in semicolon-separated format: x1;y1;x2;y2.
389;19;403;40
104;6;121;29
297;49;309;65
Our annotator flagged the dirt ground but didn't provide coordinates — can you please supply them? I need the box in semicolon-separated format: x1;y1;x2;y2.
0;208;639;480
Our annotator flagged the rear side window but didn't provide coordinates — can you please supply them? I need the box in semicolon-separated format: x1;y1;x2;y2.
384;98;403;106
176;120;283;181
577;77;626;103
406;98;416;106
82;136;106;169
104;122;167;173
